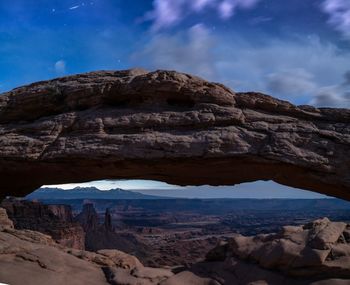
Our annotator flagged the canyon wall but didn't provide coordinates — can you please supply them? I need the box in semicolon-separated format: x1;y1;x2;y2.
1;199;85;249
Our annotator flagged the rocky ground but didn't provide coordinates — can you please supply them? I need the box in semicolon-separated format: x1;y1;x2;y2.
203;217;350;284
1;207;350;284
0;198;226;267
0;207;217;285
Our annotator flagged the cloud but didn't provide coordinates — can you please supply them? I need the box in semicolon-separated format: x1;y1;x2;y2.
144;0;261;30
321;0;350;39
143;0;185;31
266;69;317;96
218;0;260;19
311;70;350;107
132;24;216;79
54;60;66;74
218;0;236;19
266;68;350;108
343;70;350;85
191;0;217;11
132;28;350;107
137;0;350;109
311;87;350;107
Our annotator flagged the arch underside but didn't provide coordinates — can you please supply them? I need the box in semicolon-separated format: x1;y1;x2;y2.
0;69;349;200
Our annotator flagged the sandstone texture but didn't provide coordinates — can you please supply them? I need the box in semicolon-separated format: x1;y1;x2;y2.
204;218;350;283
1;207;350;284
0;207;13;231
0;207;217;285
1;199;85;249
0;69;349;199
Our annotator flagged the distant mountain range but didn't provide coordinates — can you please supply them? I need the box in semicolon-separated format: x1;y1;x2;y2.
26;187;165;200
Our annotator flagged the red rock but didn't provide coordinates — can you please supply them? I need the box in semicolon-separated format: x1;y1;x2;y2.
0;70;349;200
0;207;13;230
1;199;85;249
75;203;99;232
1;214;350;285
207;218;350;279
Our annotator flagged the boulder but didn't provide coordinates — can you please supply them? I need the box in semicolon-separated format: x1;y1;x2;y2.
220;219;350;279
97;249;143;270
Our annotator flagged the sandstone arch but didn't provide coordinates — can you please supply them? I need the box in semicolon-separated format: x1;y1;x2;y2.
0;69;349;200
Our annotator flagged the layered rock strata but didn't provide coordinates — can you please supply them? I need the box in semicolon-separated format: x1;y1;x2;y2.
1;199;85;249
1;207;350;284
0;207;217;285
0;69;349;200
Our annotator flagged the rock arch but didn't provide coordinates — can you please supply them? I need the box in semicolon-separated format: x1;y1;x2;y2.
0;69;349;200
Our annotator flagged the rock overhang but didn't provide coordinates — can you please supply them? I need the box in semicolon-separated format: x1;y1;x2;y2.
0;69;349;200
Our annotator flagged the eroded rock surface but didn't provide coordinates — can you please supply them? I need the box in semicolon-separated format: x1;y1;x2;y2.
0;69;349;199
0;207;13;231
75;203;99;232
205;218;350;283
1;208;350;285
1;199;85;249
0;207;217;285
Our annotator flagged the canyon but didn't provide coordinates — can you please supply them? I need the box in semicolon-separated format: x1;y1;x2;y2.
1;198;85;249
1;69;350;284
2;200;350;284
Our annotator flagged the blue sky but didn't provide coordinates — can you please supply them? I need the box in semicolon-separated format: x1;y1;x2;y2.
1;0;349;197
44;180;328;199
1;0;350;106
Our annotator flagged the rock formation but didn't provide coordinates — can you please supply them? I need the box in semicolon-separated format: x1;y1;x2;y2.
1;207;350;284
203;218;350;283
48;204;74;222
74;203;150;258
75;203;100;232
1;199;85;249
0;69;349;200
0;207;13;231
0;207;218;285
104;208;113;232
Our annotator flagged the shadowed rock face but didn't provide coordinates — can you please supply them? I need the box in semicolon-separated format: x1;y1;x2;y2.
1;199;85;249
0;69;350;199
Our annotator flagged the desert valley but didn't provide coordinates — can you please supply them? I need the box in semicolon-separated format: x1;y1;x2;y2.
0;67;350;284
1;1;350;283
1;186;350;284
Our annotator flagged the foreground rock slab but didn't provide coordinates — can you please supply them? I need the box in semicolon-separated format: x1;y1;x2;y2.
205;218;350;284
0;69;350;199
0;215;107;284
0;208;218;285
2;207;350;284
160;271;220;285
